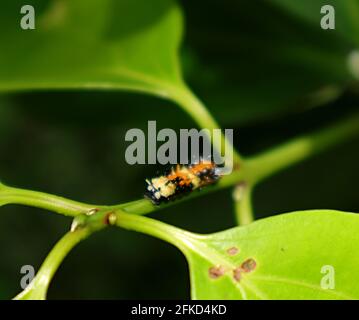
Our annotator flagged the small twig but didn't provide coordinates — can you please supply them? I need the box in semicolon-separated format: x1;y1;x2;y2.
233;183;254;225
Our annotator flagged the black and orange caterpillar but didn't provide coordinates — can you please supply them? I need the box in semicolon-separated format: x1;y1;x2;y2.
145;161;220;205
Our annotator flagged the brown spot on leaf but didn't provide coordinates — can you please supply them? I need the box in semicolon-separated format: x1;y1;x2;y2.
209;266;225;279
233;267;242;282
227;247;239;256
241;258;257;273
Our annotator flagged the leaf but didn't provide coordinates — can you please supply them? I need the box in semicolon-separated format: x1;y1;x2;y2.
0;0;184;96
179;210;359;299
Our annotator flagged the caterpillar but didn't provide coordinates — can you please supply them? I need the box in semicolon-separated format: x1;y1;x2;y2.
145;160;220;205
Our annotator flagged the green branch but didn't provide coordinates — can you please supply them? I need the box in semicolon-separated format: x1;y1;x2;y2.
232;183;254;225
10;110;359;300
1;113;358;220
167;85;242;167
0;182;103;217
115;113;359;218
14;208;198;300
244;113;359;184
111;210;195;252
14;226;92;300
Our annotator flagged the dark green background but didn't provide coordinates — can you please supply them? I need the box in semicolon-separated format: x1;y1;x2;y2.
0;0;358;299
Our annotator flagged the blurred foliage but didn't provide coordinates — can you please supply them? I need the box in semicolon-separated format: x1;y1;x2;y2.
0;0;358;299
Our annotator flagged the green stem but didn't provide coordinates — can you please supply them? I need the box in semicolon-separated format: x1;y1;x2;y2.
10;109;359;300
233;183;254;225
168;85;242;167
112;211;195;253
14;227;92;300
1;114;358;219
0;182;102;217
245;113;359;184
14;210;199;300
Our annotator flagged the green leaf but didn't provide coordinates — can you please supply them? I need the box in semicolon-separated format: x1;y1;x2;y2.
187;210;359;299
0;0;184;95
182;210;359;299
0;0;232;154
116;209;359;299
